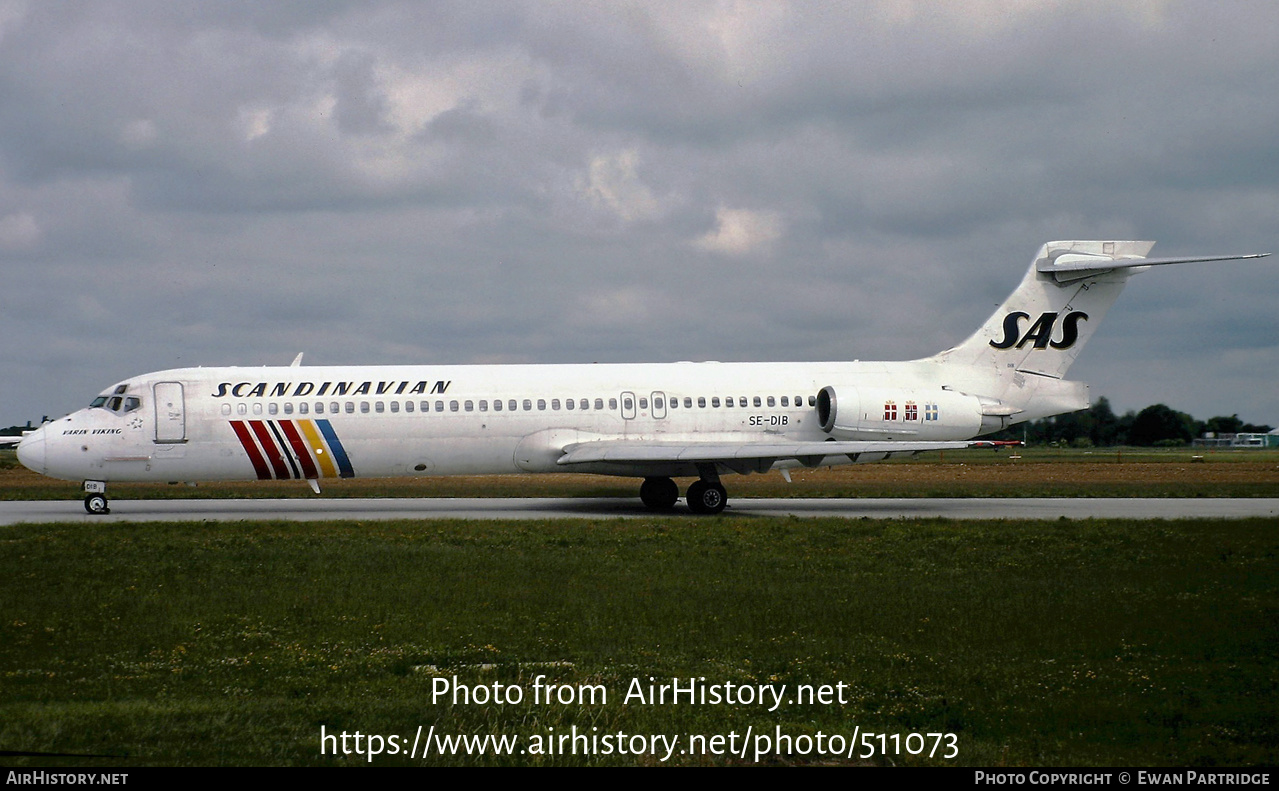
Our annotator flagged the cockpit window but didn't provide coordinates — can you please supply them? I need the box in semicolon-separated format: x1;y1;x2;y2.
90;388;141;414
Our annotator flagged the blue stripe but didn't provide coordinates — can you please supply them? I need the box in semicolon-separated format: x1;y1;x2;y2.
316;419;355;479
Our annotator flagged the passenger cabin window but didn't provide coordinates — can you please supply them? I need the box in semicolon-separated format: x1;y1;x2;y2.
596;399;605;410
551;399;561;410
360;402;370;413
609;398;617;410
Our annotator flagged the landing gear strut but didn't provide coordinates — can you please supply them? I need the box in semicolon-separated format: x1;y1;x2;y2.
639;477;679;510
686;465;727;515
83;481;109;515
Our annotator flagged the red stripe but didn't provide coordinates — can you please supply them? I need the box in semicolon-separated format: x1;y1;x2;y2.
249;421;292;479
230;421;272;480
278;420;320;480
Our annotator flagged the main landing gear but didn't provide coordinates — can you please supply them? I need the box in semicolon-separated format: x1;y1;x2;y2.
83;481;109;514
639;468;728;516
639;477;679;510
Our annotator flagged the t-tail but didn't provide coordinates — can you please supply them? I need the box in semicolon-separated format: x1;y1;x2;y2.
927;240;1269;426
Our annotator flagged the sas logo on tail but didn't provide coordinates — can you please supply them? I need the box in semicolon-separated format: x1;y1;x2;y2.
990;311;1089;350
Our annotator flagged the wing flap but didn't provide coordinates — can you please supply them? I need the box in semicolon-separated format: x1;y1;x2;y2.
557;439;981;467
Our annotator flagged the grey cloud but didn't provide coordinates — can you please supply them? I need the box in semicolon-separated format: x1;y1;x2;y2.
1;1;1277;428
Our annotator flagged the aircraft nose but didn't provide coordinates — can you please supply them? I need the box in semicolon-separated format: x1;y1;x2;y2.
16;428;46;474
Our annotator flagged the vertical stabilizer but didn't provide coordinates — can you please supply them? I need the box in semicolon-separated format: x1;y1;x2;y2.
929;241;1154;384
927;241;1267;422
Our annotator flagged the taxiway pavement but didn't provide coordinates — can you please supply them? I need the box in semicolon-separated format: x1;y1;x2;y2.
2;497;1278;524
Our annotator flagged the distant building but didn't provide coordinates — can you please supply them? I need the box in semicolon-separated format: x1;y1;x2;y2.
1233;431;1279;448
1194;431;1279;448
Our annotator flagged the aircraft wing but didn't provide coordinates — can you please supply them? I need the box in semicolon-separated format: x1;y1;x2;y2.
557;438;1002;473
0;436;24;448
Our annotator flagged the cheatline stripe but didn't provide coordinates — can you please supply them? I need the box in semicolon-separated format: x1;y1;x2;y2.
315;419;355;478
229;419;355;481
229;420;272;480
278;420;320;480
267;421;303;480
297;420;338;479
248;420;291;480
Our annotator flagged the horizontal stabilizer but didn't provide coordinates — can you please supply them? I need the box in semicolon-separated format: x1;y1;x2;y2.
1039;250;1268;281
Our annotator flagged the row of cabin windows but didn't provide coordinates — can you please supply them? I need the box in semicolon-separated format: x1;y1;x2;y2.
627;395;814;411
219;394;820;417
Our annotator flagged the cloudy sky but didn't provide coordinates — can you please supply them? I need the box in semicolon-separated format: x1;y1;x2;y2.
1;0;1276;429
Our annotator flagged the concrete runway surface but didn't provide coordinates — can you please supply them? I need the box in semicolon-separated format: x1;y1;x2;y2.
2;497;1278;524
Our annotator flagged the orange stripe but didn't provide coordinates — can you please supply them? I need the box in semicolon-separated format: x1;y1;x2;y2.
298;420;338;479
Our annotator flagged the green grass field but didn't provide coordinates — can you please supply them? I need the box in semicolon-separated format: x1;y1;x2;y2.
2;516;1275;766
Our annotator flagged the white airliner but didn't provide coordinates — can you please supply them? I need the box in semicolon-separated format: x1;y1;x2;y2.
13;240;1267;515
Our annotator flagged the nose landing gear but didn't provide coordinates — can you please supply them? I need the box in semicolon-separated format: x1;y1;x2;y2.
83;481;109;515
84;494;110;514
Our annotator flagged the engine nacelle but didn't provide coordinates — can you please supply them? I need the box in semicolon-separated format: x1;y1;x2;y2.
817;384;992;440
816;385;858;434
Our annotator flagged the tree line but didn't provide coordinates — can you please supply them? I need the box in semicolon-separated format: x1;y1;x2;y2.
988;397;1274;448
